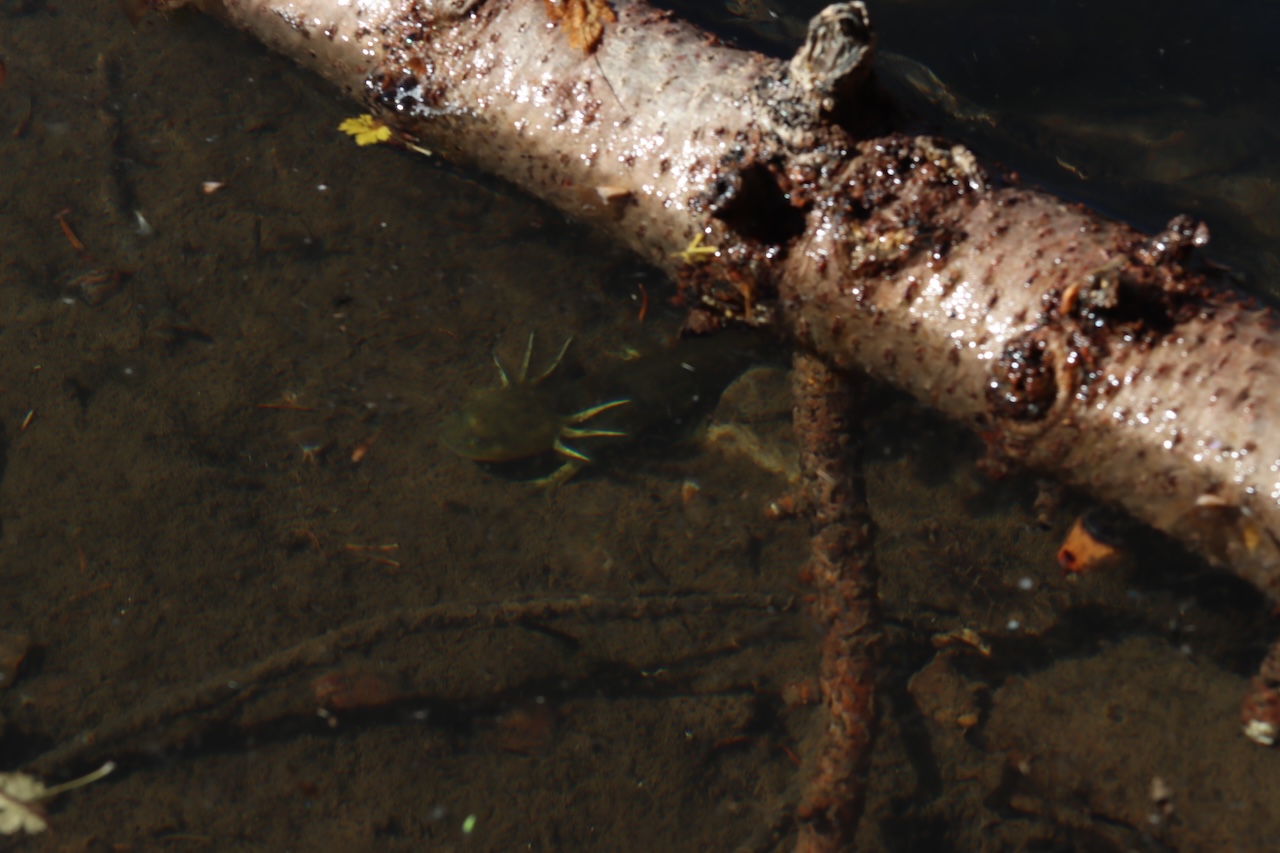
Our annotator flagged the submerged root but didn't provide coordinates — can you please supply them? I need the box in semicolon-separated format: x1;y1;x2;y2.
27;592;791;777
788;351;881;853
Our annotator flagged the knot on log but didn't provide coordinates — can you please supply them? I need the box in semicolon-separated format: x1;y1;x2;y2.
789;2;876;115
987;331;1064;425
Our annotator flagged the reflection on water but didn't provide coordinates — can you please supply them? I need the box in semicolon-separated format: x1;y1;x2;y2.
0;0;1278;850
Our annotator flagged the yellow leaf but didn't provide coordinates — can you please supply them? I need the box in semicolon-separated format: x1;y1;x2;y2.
670;233;719;264
542;0;615;54
338;115;393;147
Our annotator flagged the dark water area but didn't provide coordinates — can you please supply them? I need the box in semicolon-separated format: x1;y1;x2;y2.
0;0;1279;850
882;0;1280;287
684;0;1280;297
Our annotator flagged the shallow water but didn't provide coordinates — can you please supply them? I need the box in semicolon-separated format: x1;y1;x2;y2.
0;1;1278;850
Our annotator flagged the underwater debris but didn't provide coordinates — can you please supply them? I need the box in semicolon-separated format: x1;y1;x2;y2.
0;761;115;835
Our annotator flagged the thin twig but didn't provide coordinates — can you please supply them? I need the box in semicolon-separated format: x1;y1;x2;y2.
28;592;791;776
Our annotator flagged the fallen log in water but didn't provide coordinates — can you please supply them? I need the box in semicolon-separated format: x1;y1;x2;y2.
156;1;1280;623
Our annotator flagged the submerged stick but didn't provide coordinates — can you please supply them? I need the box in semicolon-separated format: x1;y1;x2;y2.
27;592;789;775
790;351;879;851
149;0;1280;602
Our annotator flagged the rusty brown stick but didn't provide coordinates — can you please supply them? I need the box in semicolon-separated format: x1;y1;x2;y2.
790;351;880;852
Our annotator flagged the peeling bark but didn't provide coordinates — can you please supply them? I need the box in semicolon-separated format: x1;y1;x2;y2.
166;0;1280;599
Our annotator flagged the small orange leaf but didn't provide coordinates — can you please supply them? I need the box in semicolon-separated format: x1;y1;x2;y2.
543;0;615;54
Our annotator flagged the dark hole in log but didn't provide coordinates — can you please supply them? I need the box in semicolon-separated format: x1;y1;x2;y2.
707;161;808;247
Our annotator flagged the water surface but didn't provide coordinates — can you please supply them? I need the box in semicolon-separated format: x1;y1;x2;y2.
0;1;1277;850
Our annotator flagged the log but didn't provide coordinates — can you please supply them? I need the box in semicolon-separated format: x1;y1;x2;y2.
156;0;1280;599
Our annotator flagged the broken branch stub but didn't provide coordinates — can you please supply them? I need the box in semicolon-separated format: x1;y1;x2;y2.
789;2;876;118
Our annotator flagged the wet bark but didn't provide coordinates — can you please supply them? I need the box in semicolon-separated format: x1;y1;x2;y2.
789;351;879;852
168;0;1280;599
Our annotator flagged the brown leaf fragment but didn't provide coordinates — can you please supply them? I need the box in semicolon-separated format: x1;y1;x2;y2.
542;0;615;54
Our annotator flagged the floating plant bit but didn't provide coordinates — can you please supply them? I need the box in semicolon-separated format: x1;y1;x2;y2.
337;114;392;146
0;761;115;835
53;209;84;252
350;432;379;463
65;268;124;306
288;426;331;463
1058;508;1126;574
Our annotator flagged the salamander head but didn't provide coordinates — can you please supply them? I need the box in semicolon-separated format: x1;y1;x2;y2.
439;384;564;463
439;334;630;484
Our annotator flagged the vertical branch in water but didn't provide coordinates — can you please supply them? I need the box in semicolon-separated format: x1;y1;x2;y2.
789;351;880;852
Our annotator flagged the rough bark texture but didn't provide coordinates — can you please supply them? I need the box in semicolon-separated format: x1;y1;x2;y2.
173;0;1280;598
790;351;879;852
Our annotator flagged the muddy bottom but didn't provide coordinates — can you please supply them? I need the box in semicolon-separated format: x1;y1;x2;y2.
1;4;1279;852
